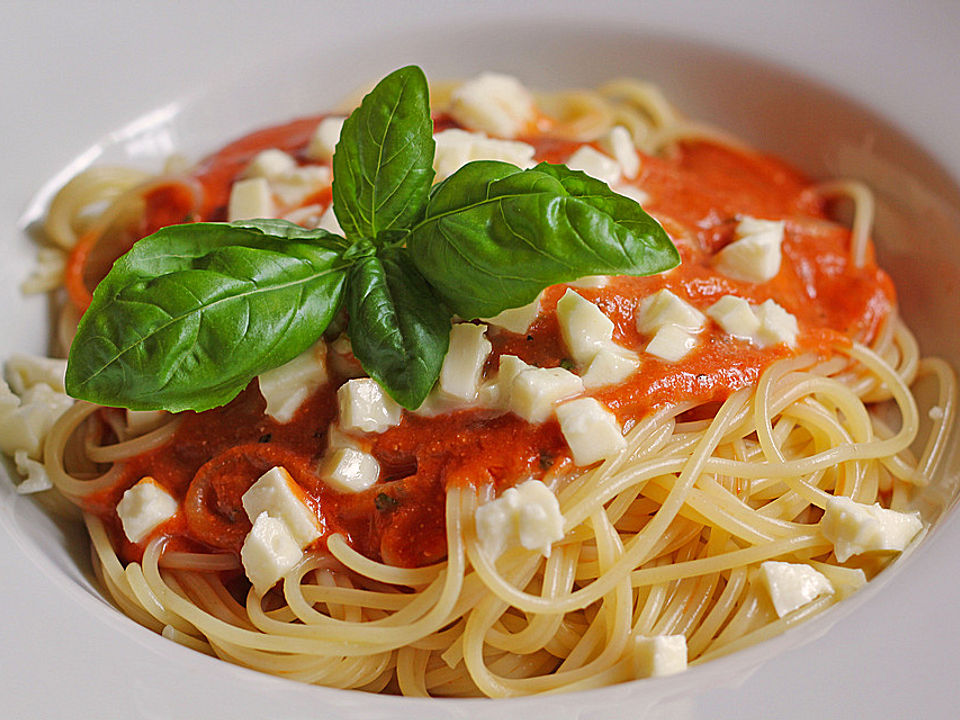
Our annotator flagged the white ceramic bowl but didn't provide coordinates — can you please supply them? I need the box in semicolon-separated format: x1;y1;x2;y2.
3;3;959;718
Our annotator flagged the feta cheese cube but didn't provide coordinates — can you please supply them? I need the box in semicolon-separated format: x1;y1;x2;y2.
0;380;74;459
645;325;698;362
116;477;178;544
474;479;564;558
258;341;328;424
305;117;345;161
758;561;834;618
581;342;641;388
241;466;320;548
13;449;52;494
755;299;799;347
448;73;535;139
228;177;275;221
630;634;688;678
706;295;761;340
337;378;402;433
4;353;67;394
481;294;542;334
433;128;535;180
241;512;303;596
317;204;343;235
556;397;626;466
821;496;923;562
439;323;492;401
509;366;584;423
556;289;615;365
566;146;621;186
602;125;640;179
714;217;785;283
320;447;380;493
636;289;705;335
242;149;297;179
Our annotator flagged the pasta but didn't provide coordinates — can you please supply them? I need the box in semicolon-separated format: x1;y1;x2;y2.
3;70;956;698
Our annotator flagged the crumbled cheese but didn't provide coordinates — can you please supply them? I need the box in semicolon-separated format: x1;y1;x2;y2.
929;406;945;421
257;341;328;424
448;73;535;139
320;447;381;493
240;512;302;596
629;634;688;678
241;466;321;548
227;177;275;221
439;323;492;401
714;217;785;283
645;325;698;362
556;289;615;365
305;116;345;161
706;295;761;340
556;397;626;466
242;149;298;179
0;380;74;459
821;496;923;562
13;450;52;494
602;125;640;179
508;366;584;423
4;353;67;394
758;561;834;618
433;128;536;180
481;294;542;334
116;477;178;544
566;146;621;186
581;342;641;389
337;378;402;433
474;479;564;558
636;289;705;335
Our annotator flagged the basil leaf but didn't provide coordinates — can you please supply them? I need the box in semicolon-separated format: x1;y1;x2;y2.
408;161;679;318
65;222;351;412
346;247;450;409
332;65;435;242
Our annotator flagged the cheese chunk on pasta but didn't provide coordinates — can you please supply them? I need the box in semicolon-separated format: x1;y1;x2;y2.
556;397;625;466
321;447;380;493
474;479;564;558
338;378;402;433
821;496;923;562
448;73;535;138
242;466;321;548
116;477;178;544
630;634;688;678
258;341;328;424
241;512;302;596
758;561;834;617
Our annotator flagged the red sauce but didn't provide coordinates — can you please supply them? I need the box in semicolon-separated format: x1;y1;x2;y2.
87;113;896;572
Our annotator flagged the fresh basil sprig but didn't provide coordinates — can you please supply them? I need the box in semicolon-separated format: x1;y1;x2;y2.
66;65;679;413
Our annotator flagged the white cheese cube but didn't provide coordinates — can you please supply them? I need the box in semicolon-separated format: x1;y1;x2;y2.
241;512;303;596
13;449;52;494
556;289;615;364
474;479;564;558
321;447;380;493
116;477;178;544
821;496;923;562
509;366;584;423
492;355;533;408
4;353;67;394
337;378;402;433
241;466;321;548
581;342;641;389
433;128;535;181
305;117;345;161
714;218;785;283
448;73;535;139
636;289;705;334
630;635;688;678
602;125;640;179
566;146;621;186
645;326;698;362
439;323;492;401
758;561;834;618
0;381;74;459
271;165;331;208
481;294;542;334
228;177;275;221
755;299;799;347
258;341;328;424
556;397;626;466
706;295;761;340
317;204;343;235
243;149;297;179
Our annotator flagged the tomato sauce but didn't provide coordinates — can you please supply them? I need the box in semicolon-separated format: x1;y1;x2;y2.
88;112;896;571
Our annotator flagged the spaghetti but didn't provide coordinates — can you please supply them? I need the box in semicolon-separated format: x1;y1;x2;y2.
5;72;956;697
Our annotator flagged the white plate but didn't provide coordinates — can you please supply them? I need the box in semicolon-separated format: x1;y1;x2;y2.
3;3;959;718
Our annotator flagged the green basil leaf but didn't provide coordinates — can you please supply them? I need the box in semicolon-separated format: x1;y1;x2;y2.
65;222;351;412
408;161;680;318
332;65;435;242
346;247;450;409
